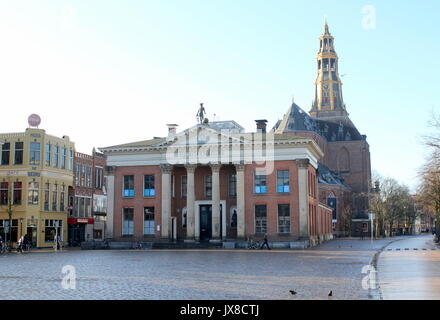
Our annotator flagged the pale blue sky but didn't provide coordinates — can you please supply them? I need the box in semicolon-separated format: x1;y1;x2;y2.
0;0;438;191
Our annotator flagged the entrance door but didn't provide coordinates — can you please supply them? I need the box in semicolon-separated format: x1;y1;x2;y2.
199;205;212;241
26;227;37;247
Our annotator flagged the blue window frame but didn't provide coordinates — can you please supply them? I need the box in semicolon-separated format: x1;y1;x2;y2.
254;173;267;194
123;175;135;198
277;170;290;193
144;175;155;197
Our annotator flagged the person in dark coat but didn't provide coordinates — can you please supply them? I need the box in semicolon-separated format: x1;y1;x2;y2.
260;233;271;250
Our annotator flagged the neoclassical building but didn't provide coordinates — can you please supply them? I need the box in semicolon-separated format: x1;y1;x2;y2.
100;121;333;248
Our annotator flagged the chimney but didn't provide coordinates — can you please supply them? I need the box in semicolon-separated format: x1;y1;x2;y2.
167;124;178;141
255;120;268;133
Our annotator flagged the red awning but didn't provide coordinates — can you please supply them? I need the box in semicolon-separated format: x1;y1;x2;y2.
68;218;94;225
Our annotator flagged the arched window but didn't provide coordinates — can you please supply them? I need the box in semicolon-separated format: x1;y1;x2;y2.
230;206;237;228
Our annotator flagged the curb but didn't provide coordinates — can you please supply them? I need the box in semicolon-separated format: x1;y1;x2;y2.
368;238;407;300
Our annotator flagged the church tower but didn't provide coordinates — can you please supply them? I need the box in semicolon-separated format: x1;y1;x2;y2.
310;20;348;120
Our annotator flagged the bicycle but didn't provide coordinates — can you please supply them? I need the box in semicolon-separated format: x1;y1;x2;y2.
133;242;143;250
247;238;260;250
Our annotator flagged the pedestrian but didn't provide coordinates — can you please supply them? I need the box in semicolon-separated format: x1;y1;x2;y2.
260;233;271;250
57;235;62;251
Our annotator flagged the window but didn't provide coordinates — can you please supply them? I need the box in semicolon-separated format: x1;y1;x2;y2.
1;143;10;165
277;170;290;193
61;148;66;169
0;182;8;205
123;175;135;197
81;165;85;186
205;175;212;198
85;197;91;217
13;182;22;205
44;220;62;242
254;173;267;194
230;207;237;228
331;71;337;80
255;205;267;234
69;150;73;170
28;181;39;205
14;142;23;165
60;185;65;212
44;183;50;210
45;143;51;166
229;174;237;197
0;219;18;242
95;167;103;189
143;207;155;235
52;184;58;211
144;175;155;197
182;207;187;227
53;146;59;168
278;204;291;233
29;142;41;165
323;71;329;81
75;164;80;186
181;176;187;198
122;208;134;236
86;166;92;187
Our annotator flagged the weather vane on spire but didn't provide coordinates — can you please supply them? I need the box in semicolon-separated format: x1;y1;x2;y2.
196;103;206;124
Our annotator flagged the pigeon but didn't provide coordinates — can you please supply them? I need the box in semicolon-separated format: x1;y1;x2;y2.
328;290;333;297
289;290;297;295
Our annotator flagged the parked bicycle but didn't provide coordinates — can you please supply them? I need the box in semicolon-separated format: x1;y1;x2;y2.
133;241;143;250
247;237;260;250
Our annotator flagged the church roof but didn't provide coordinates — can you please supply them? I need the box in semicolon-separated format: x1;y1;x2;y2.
273;103;366;142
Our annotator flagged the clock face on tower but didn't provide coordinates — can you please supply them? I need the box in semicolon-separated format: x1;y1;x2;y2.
323;84;329;90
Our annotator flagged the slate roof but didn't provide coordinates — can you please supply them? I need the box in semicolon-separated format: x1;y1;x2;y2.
318;163;351;190
273;103;366;142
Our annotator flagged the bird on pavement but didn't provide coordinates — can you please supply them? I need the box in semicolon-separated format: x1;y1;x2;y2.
328;290;333;297
289;290;297;296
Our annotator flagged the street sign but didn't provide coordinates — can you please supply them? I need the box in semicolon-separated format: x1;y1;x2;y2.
369;213;375;220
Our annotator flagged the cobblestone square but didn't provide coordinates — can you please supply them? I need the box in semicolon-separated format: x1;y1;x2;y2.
0;238;397;300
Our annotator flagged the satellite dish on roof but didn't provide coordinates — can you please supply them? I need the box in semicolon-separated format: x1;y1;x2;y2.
28;114;41;128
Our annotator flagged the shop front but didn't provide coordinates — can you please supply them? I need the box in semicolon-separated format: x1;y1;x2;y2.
68;217;94;246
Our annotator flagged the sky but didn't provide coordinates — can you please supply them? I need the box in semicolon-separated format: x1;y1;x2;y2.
0;0;438;191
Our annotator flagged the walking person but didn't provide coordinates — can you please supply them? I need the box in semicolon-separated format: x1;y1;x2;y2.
260;233;271;250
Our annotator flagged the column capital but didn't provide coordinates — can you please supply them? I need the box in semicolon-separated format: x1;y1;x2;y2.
185;164;197;174
210;163;222;173
296;159;310;169
235;164;245;172
160;164;173;174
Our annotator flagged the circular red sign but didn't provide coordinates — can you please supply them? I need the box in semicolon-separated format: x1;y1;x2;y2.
28;114;41;127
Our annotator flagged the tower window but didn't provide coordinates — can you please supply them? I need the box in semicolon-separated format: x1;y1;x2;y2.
323;72;329;81
331;71;337;80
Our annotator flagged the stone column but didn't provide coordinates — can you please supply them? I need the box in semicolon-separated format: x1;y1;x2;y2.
236;164;246;239
160;164;172;240
104;166;115;239
185;164;196;241
296;159;310;239
211;164;221;241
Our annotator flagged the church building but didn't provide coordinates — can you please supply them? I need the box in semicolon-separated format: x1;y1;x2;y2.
273;21;372;236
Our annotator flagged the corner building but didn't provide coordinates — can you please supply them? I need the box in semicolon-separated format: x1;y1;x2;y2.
0;127;74;248
100;121;333;248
